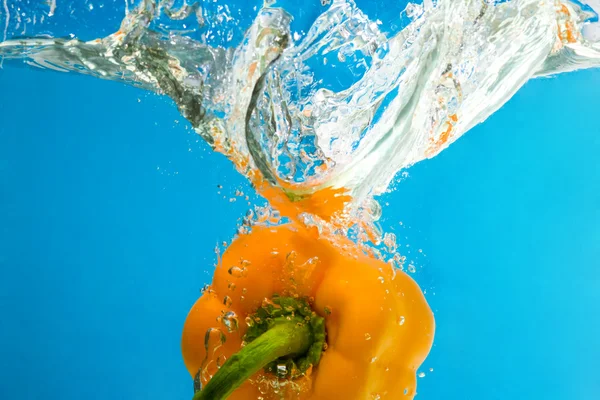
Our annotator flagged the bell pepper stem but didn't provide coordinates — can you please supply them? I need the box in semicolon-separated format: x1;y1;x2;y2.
193;318;312;400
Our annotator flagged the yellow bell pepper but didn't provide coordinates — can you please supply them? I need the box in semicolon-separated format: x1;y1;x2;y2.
181;223;435;399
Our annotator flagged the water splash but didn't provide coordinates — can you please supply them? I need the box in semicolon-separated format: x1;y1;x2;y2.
0;0;599;237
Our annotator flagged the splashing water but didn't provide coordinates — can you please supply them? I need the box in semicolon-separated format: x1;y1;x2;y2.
1;0;599;239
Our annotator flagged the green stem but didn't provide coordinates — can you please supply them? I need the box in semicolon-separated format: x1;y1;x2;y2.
193;318;312;400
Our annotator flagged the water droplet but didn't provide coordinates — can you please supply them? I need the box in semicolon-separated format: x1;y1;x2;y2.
365;333;372;341
370;356;378;363
223;296;233;307
429;367;434;372
408;264;416;273
228;282;236;291
398;316;406;326
418;372;426;378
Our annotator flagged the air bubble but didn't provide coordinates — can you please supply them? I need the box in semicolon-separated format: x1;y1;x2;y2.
221;311;239;333
276;364;288;376
228;266;248;278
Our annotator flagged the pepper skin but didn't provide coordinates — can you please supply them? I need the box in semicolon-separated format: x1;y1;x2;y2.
181;223;435;399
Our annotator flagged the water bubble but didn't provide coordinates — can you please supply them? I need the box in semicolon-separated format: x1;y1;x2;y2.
276;364;288;377
223;296;233;307
370;356;378;363
418;372;426;378
408;264;416;273
258;379;269;394
393;253;406;270
429;368;434;372
405;3;424;20
228;282;236;291
383;232;397;253
228;266;248;278
378;276;385;283
398;316;406;326
202;328;227;381
221;311;239;333
216;355;227;368
365;333;372;341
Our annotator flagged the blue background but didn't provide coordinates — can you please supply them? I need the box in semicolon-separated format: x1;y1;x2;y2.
1;1;599;399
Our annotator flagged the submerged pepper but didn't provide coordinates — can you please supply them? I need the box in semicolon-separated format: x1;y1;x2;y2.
181;223;434;399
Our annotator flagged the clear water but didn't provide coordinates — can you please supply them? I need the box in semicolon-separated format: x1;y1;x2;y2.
3;0;600;209
3;2;598;399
